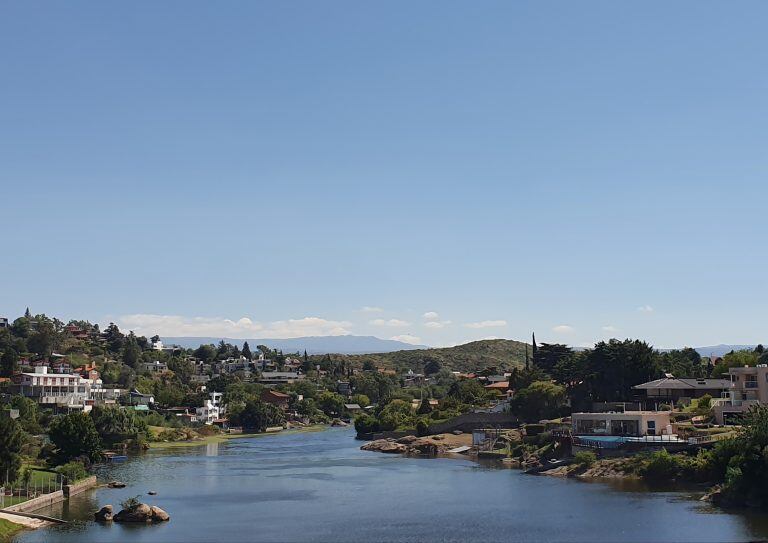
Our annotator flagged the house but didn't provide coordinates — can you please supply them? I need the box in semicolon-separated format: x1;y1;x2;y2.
128;390;155;406
633;375;731;408
261;389;290;410
344;403;362;416
714;365;768;424
410;399;439;411
572;410;672;437
258;372;305;386
196;392;223;425
12;366;91;408
151;339;164;351
0;317;9;329
336;381;351;396
139;361;168;373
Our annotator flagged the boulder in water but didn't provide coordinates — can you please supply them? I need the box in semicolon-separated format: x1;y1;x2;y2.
114;503;153;523
94;505;114;522
150;506;170;521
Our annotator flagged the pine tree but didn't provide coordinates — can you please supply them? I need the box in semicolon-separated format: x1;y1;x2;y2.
24;307;32;319
242;341;252;361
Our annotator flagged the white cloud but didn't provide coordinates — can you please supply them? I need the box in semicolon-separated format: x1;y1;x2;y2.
602;325;619;333
117;314;352;339
390;334;422;345
423;311;440;321
552;325;574;334
425;320;452;329
359;306;384;313
369;318;411;327
637;305;654;313
464;320;507;329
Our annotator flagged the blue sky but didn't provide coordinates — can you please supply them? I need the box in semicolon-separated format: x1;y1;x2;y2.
1;2;766;348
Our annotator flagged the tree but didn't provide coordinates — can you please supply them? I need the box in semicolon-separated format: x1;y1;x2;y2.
233;399;284;432
242;341;253;361
350;394;370;407
362;360;376;372
417;397;433;414
317;391;345;417
423;357;442;376
1;349;19;377
584;339;660;402
10;396;42;434
512;381;566;423
194;344;217;364
91;406;148;446
659;348;704;378
378;399;414;431
48;413;102;463
122;333;141;368
533;343;573;375
0;416;23;484
104;323;125;354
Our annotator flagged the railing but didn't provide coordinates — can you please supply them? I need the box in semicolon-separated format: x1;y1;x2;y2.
1;469;63;508
688;432;736;446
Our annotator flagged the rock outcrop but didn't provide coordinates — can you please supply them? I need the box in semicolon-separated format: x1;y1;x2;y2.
94;505;114;522
113;502;170;523
361;436;446;457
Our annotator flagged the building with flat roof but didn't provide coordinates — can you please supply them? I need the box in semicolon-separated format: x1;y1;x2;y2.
572;410;672;437
714;365;768;424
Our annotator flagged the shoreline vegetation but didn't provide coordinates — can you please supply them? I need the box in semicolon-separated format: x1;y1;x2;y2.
147;424;328;449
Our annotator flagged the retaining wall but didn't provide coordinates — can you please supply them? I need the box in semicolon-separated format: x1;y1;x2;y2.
63;476;97;498
5;490;65;513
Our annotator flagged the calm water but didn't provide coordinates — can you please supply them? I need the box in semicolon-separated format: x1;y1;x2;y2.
15;427;768;543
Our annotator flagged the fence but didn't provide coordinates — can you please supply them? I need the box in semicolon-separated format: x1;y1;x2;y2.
1;468;64;509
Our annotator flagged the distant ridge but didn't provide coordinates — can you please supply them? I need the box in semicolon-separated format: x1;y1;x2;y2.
161;335;427;355
693;344;761;358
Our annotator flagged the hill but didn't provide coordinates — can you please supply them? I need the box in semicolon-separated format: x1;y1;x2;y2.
161;335;427;355
314;339;531;374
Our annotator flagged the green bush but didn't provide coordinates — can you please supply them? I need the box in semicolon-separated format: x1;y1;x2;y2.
574;451;596;467
354;414;379;435
698;394;712;410
56;461;88;482
640;449;680;480
415;418;429;437
120;495;141;512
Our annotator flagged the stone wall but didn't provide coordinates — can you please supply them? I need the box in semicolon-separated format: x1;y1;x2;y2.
63;476;97;498
5;490;64;513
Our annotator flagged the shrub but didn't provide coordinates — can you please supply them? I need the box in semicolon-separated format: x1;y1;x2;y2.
698;394;712;410
415;418;429;437
574;451;596;468
56;461;88;482
354;414;379;435
120;495;141;512
640;449;680;480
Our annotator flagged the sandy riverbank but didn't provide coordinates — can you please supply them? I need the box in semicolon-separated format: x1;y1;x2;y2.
0;514;50;541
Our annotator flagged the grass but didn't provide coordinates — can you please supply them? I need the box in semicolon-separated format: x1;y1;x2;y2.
0;519;24;542
148;425;327;449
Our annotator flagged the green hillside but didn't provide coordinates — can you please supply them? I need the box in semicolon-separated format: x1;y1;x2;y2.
315;339;530;374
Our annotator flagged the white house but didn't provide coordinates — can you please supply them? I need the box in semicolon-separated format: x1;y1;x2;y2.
196;392;223;425
13;366;91;408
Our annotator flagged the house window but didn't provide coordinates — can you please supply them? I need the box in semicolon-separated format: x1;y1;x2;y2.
647;420;656;436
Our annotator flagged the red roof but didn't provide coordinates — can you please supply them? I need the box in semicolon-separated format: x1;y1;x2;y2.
485;381;510;389
262;390;289;399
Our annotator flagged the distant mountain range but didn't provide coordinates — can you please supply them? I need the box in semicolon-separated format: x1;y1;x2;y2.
161;335;428;355
692;345;761;358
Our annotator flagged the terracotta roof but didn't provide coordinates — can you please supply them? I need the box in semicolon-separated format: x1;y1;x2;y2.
485;381;510;389
262;389;289;399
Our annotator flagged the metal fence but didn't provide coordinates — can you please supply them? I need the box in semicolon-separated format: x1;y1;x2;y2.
1;468;63;508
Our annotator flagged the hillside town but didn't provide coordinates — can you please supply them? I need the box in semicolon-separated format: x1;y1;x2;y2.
3;309;768;534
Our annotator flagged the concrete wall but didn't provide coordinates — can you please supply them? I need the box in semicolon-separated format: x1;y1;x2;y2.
5;490;64;513
63;476;97;498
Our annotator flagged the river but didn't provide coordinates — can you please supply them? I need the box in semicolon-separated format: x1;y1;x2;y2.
15;427;768;542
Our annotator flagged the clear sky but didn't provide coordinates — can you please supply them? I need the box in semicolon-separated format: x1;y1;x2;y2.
1;2;766;348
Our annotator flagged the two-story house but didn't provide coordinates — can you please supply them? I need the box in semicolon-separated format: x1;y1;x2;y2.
13;366;91;409
714;365;768;424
